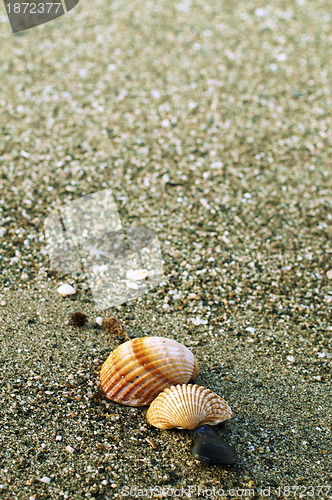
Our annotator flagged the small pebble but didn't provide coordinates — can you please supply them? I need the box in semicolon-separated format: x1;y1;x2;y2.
57;284;76;297
126;281;139;289
40;477;51;484
191;317;208;325
126;269;148;280
191;425;238;465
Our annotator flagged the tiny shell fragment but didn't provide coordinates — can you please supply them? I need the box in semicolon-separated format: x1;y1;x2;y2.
145;437;158;449
126;269;148;280
125;281;139;290
57;284;76;296
146;384;232;430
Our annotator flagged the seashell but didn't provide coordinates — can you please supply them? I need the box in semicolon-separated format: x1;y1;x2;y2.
57;284;76;296
99;337;199;407
191;424;238;465
146;384;233;430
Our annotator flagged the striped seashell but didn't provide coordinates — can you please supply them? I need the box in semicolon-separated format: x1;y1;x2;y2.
146;384;233;430
99;337;199;407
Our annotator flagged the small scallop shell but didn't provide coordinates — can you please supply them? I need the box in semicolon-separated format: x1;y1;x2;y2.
146;384;233;430
99;337;199;407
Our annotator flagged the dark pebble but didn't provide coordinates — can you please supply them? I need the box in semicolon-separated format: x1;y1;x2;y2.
191;425;238;465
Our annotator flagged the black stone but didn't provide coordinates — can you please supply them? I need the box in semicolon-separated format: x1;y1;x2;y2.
191;425;238;465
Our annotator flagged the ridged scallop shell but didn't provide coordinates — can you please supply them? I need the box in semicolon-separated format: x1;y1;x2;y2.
146;384;233;430
99;337;199;406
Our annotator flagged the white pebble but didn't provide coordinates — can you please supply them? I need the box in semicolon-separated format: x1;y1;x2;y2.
326;269;332;279
57;284;76;296
126;269;148;280
65;445;74;453
95;316;103;326
126;281;139;290
245;326;256;334
40;477;51;484
255;8;267;17
191;317;208;325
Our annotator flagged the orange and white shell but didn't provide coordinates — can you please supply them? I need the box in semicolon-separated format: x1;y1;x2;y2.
146;384;233;430
99;337;199;407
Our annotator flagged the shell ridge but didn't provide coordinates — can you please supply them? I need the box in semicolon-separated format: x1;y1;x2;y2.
164;386;184;426
128;371;184;404
175;385;193;426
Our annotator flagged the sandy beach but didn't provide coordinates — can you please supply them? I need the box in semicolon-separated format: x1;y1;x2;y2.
0;0;331;498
